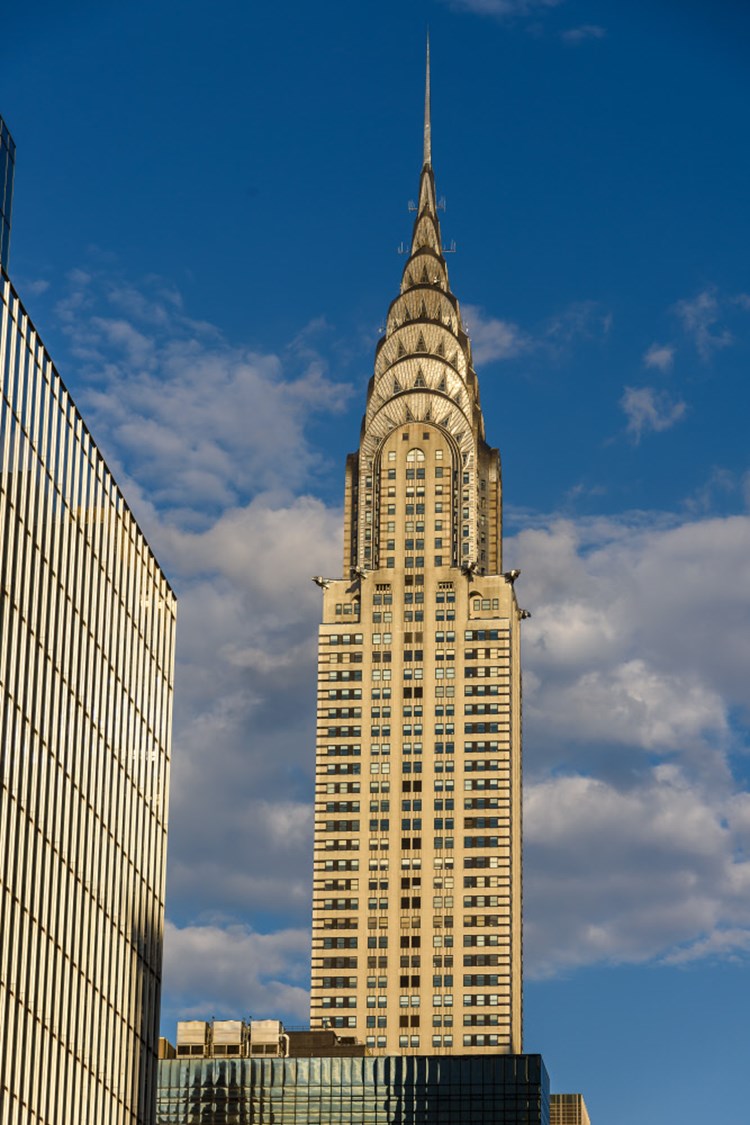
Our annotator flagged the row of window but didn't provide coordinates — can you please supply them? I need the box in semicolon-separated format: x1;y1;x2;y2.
333;602;360;616
375;610;461;622
383;556;447;568
331;796;506;813
320;993;508;1008
323;733;510;751
323;728;510;742
315;1013;509;1030
326;666;506;683
316;933;510;953
318;907;509;928
320;760;505;779
318;874;508;895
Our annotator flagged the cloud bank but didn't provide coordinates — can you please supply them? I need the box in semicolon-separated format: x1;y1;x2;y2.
48;268;750;1027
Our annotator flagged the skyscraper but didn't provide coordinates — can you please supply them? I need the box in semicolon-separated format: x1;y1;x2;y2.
310;46;524;1057
0;151;176;1121
550;1093;592;1125
0;115;15;270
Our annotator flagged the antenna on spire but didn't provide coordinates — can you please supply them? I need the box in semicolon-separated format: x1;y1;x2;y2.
423;31;432;167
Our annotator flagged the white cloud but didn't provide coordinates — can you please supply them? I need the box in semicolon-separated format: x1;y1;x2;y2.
50;266;750;1017
684;466;737;514
674;288;733;359
160;495;341;922
22;278;51;296
462;304;530;364
620;385;686;441
156;495;750;990
447;0;563;17
53;270;352;517
561;25;606;44
515;514;750;714
643;342;675;372
461;298;611;367
508;512;750;972
544;300;612;346
524;767;750;975
162;921;310;1029
47;269;347;944
529;658;727;752
662;928;750;966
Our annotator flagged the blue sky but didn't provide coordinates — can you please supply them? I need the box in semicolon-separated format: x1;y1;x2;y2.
3;2;750;1122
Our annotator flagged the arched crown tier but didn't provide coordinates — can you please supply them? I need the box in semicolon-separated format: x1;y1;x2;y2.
400;249;449;294
367;358;473;424
361;392;474;464
385;288;461;337
375;323;470;381
341;101;502;579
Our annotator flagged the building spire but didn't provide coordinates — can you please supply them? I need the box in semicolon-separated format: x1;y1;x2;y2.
423;32;431;168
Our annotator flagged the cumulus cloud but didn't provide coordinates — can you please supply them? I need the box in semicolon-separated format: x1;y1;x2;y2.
157;474;750;996
509;513;750;973
447;0;563;17
461;298;611;367
684;466;737;515
524;767;750;975
620;385;686;441
643;342;675;372
21;278;51;296
162;502;750;989
46;269;350;1026
54;270;352;517
160;494;342;923
49;265;750;1022
674;288;733;360
561;25;606;44
530;659;727;752
662;927;750;966
515;514;750;714
544;300;612;347
162;921;310;1031
462;304;530;364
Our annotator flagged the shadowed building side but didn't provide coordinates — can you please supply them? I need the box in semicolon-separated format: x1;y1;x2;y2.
157;1051;550;1124
0;115;13;271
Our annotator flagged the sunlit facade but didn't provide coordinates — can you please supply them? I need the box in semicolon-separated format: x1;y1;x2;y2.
550;1093;591;1125
0;272;176;1123
310;49;525;1057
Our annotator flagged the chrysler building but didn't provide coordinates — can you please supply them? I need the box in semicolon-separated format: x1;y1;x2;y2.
311;45;525;1057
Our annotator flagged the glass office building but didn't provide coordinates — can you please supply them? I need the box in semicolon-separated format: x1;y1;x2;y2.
0;115;15;271
157;1053;549;1125
1;269;177;1122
